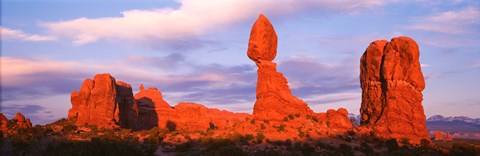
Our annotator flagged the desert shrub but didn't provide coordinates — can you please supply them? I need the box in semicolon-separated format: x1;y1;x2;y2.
316;141;336;151
361;142;374;155
254;150;282;156
44;137;155;156
339;144;353;155
326;121;331;127
295;113;300;118
250;119;255;125
298;132;305;138
400;137;410;145
263;120;269;124
420;138;430;147
201;139;247;156
256;133;265;143
260;123;266;130
386;138;399;152
312;117;318;123
283;117;289;121
277;124;286;132
451;143;480;156
306;115;311;120
245;134;254;140
347;130;355;136
62;124;78;133
288;114;294;120
369;131;375;137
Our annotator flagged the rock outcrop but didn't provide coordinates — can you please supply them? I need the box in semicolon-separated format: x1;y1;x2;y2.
68;74;138;128
134;86;174;130
13;113;32;129
434;131;453;141
133;85;250;131
0;112;32;133
359;37;429;144
248;14;314;121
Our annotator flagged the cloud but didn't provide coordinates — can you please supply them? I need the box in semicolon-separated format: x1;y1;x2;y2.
405;7;480;34
1;27;56;41
41;0;392;45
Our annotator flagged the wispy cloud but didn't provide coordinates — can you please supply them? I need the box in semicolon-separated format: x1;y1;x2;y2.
405;7;480;34
1;27;56;41
40;0;392;45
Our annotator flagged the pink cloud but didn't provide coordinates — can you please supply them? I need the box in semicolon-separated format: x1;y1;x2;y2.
1;27;56;41
405;7;480;34
41;0;392;45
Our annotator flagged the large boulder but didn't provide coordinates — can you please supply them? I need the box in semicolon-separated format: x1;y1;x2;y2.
359;37;429;144
248;14;314;121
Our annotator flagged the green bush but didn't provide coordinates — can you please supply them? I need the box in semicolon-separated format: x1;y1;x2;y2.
283;117;289;121
326;121;331;127
277;124;286;132
263;120;269;124
288;114;294;120
312;117;318;123
420;138;430;147
298;132;305;138
451;143;480;156
260;123;266;130
250;119;255;125
386;138;399;152
256;133;265;143
339;144;353;155
295;113;300;118
245;134;254;140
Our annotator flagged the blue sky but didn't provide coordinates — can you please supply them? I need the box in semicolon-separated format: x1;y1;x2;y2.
1;0;479;124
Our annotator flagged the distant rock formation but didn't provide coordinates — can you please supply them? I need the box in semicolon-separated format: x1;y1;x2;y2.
434;131;453;141
68;74;138;129
359;37;429;144
0;112;32;134
248;14;314;121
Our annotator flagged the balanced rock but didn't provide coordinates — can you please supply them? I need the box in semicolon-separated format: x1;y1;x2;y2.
359;37;429;144
247;14;277;62
68;73;138;128
248;14;314;120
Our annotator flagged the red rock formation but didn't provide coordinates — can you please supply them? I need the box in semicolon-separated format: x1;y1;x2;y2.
0;113;7;131
319;108;352;131
13;112;32;129
133;85;250;131
248;14;314;121
360;37;429;144
134;85;174;130
434;131;453;141
68;73;138;128
172;102;250;131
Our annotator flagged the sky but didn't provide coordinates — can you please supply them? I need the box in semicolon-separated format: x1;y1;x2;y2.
1;0;479;125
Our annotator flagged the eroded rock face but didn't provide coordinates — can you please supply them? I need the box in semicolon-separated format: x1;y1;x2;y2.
68;73;138;128
134;85;173;130
248;14;314;121
360;37;429;144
